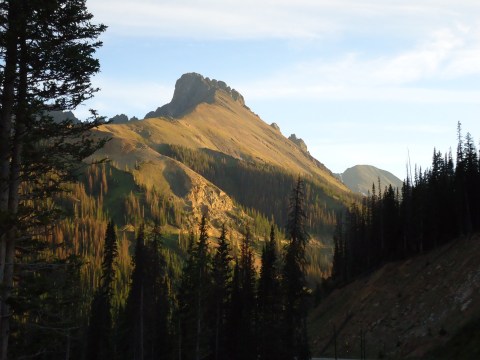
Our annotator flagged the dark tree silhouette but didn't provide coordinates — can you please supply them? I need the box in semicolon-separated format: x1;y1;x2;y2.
257;224;283;360
87;221;118;359
210;224;233;360
331;123;480;288
283;177;311;360
0;1;106;356
177;215;211;360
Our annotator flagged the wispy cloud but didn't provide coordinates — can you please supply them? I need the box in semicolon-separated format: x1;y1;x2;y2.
91;0;480;40
238;25;480;103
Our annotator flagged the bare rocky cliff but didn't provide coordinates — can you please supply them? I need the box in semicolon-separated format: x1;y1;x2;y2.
145;72;245;119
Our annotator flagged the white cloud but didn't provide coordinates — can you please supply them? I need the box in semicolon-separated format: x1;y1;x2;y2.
83;1;480;116
237;24;480;103
90;0;480;40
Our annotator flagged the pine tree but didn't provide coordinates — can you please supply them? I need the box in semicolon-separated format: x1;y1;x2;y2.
331;212;344;283
0;1;106;356
257;224;282;360
282;177;311;360
193;214;211;360
177;215;212;360
120;226;147;360
231;225;257;360
210;224;232;360
11;249;85;359
177;231;196;360
142;226;173;360
87;221;118;359
226;259;241;359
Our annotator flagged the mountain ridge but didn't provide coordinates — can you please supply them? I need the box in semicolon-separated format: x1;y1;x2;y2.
95;74;348;195
85;72;355;260
144;72;246;119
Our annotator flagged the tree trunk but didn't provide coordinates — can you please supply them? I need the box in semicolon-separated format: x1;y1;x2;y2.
0;0;20;287
214;307;219;360
178;318;182;360
139;283;144;360
1;10;27;358
0;1;27;360
65;330;71;360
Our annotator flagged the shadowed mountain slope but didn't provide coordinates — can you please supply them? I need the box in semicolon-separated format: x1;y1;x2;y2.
309;234;480;359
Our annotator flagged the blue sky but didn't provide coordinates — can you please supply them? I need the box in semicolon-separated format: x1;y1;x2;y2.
79;0;480;179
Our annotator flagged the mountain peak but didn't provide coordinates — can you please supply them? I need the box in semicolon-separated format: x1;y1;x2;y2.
145;73;245;119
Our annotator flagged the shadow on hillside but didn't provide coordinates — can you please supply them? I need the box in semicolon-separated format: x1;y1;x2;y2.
162;162;191;198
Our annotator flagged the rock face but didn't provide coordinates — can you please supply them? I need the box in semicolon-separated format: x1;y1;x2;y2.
48;110;80;124
270;122;281;132
288;133;308;152
109;114;129;124
145;73;246;119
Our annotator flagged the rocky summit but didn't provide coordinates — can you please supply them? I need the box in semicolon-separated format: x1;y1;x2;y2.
288;133;308;153
145;72;245;119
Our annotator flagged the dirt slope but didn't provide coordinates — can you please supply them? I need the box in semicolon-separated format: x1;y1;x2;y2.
309;235;480;359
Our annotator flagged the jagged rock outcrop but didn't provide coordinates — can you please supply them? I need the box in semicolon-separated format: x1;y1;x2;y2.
48;110;80;124
270;122;281;132
145;72;246;119
109;114;129;124
288;133;308;152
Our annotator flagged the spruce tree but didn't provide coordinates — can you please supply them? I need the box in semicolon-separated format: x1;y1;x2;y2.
226;259;241;359
120;225;147;360
257;224;282;360
87;221;118;359
146;228;172;360
0;1;106;357
177;231;196;360
236;225;257;360
282;177;311;360
210;224;232;360
331;213;344;283
177;215;211;360
194;214;211;360
11;249;85;359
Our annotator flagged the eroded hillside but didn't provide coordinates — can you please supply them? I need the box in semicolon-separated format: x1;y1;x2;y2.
309;234;480;359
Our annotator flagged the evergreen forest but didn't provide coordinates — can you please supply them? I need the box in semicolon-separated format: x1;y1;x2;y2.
331;123;480;286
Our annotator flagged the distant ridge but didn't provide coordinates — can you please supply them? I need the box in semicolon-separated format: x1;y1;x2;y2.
145;72;246;119
48;110;80;124
337;164;403;195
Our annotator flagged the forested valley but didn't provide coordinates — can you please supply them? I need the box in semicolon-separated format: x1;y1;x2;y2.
1;1;480;360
